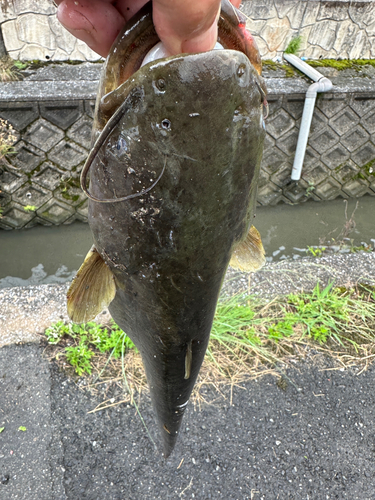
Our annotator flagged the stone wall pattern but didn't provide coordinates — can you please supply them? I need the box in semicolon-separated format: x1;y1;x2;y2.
1;0;375;61
0;0;102;61
0;99;94;229
0;73;374;229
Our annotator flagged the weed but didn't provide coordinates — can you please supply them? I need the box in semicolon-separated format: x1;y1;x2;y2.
0;56;22;82
285;36;302;55
13;60;28;70
44;283;375;398
24;205;37;212
306;246;326;257
45;321;135;375
307;59;375;71
305;182;315;196
0;119;17;162
65;337;95;376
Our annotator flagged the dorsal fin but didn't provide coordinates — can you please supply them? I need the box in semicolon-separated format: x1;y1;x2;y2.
67;246;116;323
229;225;265;272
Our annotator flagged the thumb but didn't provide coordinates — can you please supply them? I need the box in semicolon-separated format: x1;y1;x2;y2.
152;0;221;55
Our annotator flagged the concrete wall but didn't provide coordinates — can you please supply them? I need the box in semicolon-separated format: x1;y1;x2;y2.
1;0;375;61
0;63;374;229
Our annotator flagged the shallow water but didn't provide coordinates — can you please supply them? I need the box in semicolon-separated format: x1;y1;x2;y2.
0;196;374;288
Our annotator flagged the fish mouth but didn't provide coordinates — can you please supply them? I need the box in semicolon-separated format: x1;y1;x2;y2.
97;0;264;104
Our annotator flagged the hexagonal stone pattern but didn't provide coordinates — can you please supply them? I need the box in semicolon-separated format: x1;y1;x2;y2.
39;101;84;130
54;181;86;207
351;142;375;169
332;160;360;185
329;108;359;136
341;125;369;153
67;116;93;150
351;95;375;118
32;162;65;191
0;204;35;229
261;146;288;173
270;163;293;188
361;110;375;136
12;184;52;209
0;102;39;131
49;139;87;170
76;199;88;222
84;100;96;119
277;128;299;156
314;177;344;200
284;97;305;120
309;127;340;155
37;199;75;225
8;141;46;173
257;181;283;205
303;147;320;168
316;94;346;119
284;179;318;204
302;163;329;186
321;144;350;170
309;109;328;136
342;178;369;198
24;119;65;152
266;109;294;140
2;77;375;228
0;166;28;194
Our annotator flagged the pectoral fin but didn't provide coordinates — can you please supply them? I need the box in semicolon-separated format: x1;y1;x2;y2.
229;226;265;272
67;246;116;323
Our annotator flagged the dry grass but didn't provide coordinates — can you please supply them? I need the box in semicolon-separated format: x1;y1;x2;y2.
43;282;375;413
0;118;17;163
0;56;23;82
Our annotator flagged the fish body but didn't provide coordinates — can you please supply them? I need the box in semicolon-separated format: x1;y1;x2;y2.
68;0;266;457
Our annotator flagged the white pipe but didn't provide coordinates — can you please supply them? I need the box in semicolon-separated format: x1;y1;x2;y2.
283;53;333;181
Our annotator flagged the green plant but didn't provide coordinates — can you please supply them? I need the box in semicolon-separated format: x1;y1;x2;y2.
24;205;37;212
307;59;375;71
18;426;27;432
44;320;136;375
306;246;326;257
284;36;302;55
13;60;28;70
65;337;95;376
287;282;349;344
306;182;315;196
44;282;375;386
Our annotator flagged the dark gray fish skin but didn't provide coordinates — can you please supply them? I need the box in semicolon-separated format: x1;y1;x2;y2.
87;50;265;457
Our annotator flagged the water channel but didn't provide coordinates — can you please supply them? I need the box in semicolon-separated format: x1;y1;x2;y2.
1;196;374;289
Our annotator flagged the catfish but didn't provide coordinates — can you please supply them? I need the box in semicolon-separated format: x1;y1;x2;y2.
68;0;266;458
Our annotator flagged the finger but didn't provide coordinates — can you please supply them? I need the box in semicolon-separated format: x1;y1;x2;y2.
153;0;221;55
56;0;126;57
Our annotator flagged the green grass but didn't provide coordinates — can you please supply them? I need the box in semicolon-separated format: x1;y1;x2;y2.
284;36;302;55
45;282;375;385
45;321;136;376
306;59;375;71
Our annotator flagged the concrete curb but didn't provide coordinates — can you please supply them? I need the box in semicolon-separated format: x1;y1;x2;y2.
1;251;374;347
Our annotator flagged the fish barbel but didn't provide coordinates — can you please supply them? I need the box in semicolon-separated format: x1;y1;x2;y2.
68;0;266;457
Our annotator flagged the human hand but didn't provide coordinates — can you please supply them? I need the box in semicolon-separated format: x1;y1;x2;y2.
55;0;241;58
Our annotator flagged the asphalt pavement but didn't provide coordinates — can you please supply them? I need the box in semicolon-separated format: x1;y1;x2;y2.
1;252;375;499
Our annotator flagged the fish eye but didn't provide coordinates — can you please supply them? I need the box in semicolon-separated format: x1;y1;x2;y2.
156;78;166;91
161;119;171;130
